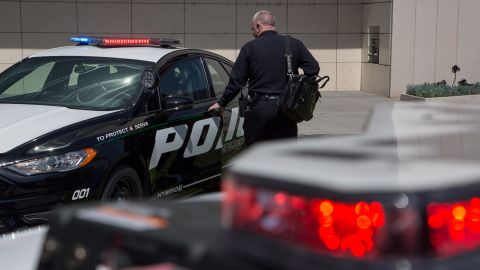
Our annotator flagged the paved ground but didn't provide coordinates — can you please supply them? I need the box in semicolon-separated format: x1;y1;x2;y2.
298;91;395;137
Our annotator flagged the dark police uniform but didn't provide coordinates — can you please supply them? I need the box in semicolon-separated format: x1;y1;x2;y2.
218;30;320;146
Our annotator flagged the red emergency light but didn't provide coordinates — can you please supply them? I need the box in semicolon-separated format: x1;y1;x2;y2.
222;179;386;258
103;38;151;45
70;36;181;47
222;177;480;261
428;197;480;256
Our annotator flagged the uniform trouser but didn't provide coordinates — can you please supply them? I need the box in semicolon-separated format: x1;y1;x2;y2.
243;98;298;146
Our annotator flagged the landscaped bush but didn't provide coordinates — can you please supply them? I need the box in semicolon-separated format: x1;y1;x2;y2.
406;82;480;98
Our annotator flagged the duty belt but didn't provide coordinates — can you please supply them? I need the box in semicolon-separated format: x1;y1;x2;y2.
251;92;280;101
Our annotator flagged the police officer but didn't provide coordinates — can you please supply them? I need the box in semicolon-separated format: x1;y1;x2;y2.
208;10;320;146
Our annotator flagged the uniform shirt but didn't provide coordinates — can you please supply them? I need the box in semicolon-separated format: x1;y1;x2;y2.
218;30;320;107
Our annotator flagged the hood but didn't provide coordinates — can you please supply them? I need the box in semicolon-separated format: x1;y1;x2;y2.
0;104;116;154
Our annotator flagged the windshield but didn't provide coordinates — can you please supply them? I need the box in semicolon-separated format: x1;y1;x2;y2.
0;57;153;110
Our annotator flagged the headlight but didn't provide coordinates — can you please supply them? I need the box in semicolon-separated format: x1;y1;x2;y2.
7;148;97;176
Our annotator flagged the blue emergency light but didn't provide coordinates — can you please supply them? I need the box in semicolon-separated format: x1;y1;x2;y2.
70;37;100;45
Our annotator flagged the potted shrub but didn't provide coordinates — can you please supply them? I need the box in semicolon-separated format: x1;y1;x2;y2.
400;65;480;102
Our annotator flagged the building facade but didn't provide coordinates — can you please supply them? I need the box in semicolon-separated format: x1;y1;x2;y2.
391;0;480;97
0;0;479;97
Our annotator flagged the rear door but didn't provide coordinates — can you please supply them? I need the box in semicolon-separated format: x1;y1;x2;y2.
202;57;244;164
149;56;223;198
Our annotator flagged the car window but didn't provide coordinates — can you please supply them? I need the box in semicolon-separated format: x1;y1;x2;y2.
2;62;55;97
221;61;232;74
204;58;230;96
0;57;153;110
159;57;209;102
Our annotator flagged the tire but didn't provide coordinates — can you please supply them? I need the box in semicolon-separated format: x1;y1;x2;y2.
101;166;143;202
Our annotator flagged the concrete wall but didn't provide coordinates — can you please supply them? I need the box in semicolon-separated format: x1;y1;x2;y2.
0;0;375;92
390;0;480;97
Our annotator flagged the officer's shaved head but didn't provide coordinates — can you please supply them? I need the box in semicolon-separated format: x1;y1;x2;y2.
251;10;276;37
252;10;276;27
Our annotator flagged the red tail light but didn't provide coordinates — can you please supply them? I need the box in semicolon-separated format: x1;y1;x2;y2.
427;197;480;256
222;180;386;258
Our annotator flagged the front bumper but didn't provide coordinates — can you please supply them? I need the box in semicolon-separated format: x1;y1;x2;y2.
0;212;54;233
0;164;105;232
0;194;61;232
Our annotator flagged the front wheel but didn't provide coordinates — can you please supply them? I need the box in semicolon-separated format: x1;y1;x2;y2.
101;166;143;202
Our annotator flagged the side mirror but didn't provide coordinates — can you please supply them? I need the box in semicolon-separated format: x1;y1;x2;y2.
163;95;194;110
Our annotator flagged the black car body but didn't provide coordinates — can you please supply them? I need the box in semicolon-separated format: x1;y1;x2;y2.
0;38;244;230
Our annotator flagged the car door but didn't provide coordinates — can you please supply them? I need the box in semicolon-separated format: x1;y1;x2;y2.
202;57;245;165
148;56;223;198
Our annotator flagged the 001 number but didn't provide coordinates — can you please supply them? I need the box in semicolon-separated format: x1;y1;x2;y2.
72;188;90;201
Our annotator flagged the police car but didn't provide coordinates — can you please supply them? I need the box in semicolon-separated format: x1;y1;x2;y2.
0;37;244;231
221;100;480;269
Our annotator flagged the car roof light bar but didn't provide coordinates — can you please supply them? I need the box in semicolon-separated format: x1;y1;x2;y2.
70;36;182;47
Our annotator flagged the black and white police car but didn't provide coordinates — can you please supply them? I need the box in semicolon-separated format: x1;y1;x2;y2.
0;37;244;230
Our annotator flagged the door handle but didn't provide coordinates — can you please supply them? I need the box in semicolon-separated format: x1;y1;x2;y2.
207;108;222;117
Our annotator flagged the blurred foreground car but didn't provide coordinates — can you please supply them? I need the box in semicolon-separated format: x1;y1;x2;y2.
0;37;244;231
31;100;480;270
